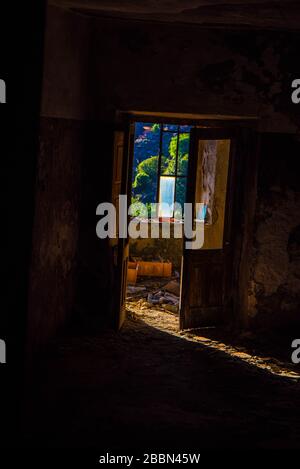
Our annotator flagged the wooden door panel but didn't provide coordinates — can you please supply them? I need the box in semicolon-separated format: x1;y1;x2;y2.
111;129;131;330
186;307;223;328
182;254;224;325
187;262;223;307
180;128;237;330
110;123;135;330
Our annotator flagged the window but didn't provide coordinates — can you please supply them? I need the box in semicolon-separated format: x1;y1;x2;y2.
131;122;192;218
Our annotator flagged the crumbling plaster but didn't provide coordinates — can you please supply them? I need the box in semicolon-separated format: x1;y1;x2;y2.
248;136;300;327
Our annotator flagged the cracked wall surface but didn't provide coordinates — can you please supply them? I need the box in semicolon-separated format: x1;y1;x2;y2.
90;17;300;134
28;118;84;350
248;134;300;329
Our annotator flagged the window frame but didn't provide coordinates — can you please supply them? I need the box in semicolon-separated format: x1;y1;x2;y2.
156;123;190;217
131;121;192;219
126;112;258;221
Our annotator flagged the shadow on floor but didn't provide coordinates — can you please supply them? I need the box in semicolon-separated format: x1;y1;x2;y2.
191;325;300;367
23;316;300;449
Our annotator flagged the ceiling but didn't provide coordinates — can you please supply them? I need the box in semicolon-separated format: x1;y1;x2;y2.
49;1;300;30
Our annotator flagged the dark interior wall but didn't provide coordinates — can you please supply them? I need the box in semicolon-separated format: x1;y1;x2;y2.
27;6;92;350
248;134;300;329
28;118;84;348
28;6;117;349
41;6;91;120
91;17;300;134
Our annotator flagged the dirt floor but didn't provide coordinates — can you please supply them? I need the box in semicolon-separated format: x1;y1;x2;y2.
22;288;300;449
127;277;300;378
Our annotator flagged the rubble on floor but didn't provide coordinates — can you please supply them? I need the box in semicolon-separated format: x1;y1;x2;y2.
126;276;180;316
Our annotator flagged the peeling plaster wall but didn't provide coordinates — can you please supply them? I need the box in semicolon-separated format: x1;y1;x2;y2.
91;18;300;134
28;118;84;349
248;134;300;329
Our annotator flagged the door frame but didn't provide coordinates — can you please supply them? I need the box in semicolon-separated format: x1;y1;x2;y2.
113;111;259;330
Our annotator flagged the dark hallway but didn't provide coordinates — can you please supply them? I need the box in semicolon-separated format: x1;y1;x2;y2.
1;0;300;457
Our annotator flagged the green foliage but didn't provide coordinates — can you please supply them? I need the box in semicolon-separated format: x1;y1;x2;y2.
151;123;160;133
177;133;189;175
160;133;189;175
132;156;158;206
132;127;190;214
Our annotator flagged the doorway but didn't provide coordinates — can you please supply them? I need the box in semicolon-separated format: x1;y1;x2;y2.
111;113;258;333
126;121;190;330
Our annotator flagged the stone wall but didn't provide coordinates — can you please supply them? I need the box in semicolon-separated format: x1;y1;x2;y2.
248;134;300;329
130;237;183;272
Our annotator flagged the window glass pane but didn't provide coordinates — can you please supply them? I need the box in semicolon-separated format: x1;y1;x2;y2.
179;125;192;132
163;123;178;132
175;177;187;214
159;176;175;217
131;122;160;209
130;121;194;218
177;132;190;176
161;132;177;175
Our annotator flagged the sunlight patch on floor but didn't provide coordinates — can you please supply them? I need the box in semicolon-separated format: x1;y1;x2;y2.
126;305;300;382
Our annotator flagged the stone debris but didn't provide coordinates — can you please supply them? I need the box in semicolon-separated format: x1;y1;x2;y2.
127;285;147;294
126;276;180;313
147;290;179;306
163;279;181;296
162;304;178;313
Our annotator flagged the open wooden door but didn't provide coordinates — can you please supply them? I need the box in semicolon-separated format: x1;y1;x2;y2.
180;128;238;330
111;125;134;329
